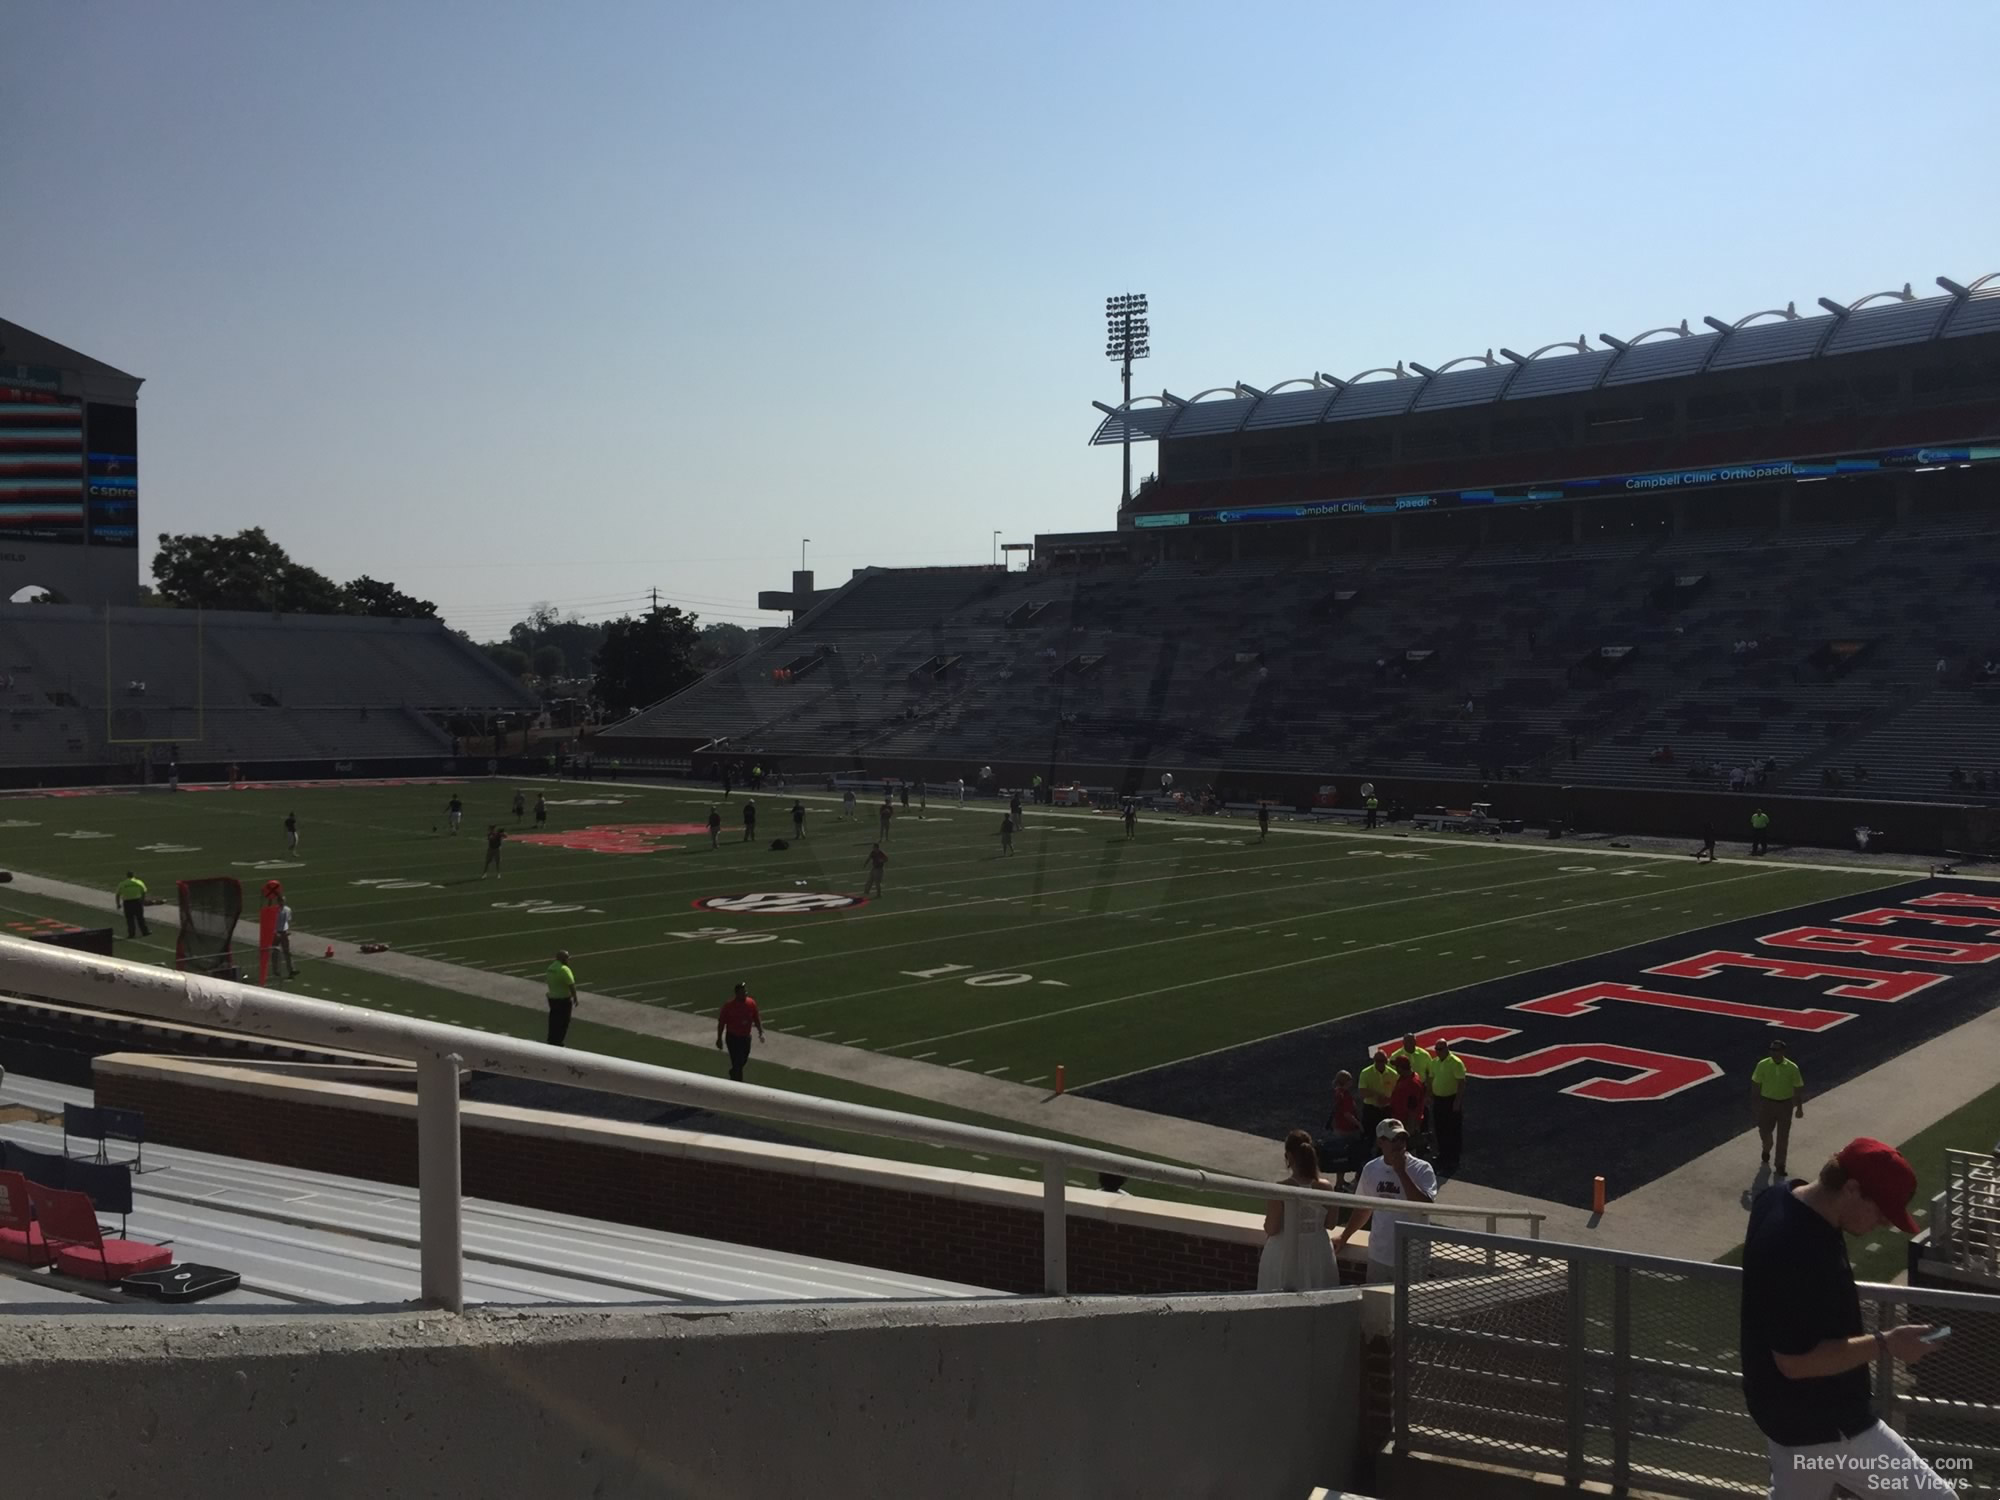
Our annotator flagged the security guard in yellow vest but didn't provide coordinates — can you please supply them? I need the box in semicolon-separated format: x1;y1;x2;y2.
1750;808;1771;856
1365;795;1380;829
1750;1038;1805;1175
1357;1051;1396;1144
115;872;149;938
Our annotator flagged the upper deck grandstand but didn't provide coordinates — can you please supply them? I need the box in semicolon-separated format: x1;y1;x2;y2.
604;271;2000;824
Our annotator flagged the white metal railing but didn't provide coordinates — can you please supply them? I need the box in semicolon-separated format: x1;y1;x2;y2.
1931;1147;2000;1279
0;936;1543;1310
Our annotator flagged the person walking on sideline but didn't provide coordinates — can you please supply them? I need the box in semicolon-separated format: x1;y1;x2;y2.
1009;790;1024;830
1751;807;1772;857
956;778;966;805
1696;823;1717;862
512;789;526;822
862;842;888;898
273;896;298;979
534;793;548;828
482;823;505;878
791;800;807;839
741;799;757;842
1752;1038;1807;1175
1742;1139;1955;1500
1335;1120;1438;1284
707;806;722;849
999;812;1015;855
716;981;765;1082
446;794;464;835
115;871;149;938
878;795;894;841
1258;801;1270;840
1123;798;1138;838
843;787;858;819
1429;1038;1469;1175
284;811;299;854
545;950;578;1047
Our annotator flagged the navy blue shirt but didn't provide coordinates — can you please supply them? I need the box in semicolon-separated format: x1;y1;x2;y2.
1740;1183;1873;1445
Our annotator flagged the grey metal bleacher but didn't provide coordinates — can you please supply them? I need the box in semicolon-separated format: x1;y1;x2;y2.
0;1073;997;1309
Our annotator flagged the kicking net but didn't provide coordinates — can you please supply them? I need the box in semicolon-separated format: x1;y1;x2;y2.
175;877;244;980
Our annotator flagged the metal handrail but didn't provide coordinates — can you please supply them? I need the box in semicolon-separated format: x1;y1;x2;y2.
0;936;1543;1309
1395;1224;2000;1500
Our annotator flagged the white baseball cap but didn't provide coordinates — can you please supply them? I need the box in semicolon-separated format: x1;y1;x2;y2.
1376;1118;1408;1140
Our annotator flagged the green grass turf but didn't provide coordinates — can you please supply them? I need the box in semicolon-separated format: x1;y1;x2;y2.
1;777;1897;1092
1713;1079;2000;1282
0;830;1247;1206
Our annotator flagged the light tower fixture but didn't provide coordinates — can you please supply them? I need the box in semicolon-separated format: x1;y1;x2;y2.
1105;292;1151;503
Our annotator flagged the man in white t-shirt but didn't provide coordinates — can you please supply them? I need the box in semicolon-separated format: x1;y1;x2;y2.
275;901;298;979
1335;1118;1438;1282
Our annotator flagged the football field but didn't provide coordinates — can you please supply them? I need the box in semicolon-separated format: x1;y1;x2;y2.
0;775;1890;1083
12;775;2000;1209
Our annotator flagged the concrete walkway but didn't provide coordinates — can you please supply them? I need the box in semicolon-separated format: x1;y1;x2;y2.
13;818;1998;1260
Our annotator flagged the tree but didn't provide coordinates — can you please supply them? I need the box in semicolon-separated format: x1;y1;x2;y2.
506;602;605;679
696;621;753;669
150;528;436;617
342;575;438;619
485;643;531;679
592;606;702;719
530;644;567;679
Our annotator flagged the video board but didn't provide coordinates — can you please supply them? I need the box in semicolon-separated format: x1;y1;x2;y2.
85;402;138;547
0;385;85;544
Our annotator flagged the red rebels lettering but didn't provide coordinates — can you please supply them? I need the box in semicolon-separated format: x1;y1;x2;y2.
1382;1025;1721;1102
1510;981;1851;1033
1760;927;2000;965
1646;950;1948;1003
1907;892;2000;915
1839;907;2000;934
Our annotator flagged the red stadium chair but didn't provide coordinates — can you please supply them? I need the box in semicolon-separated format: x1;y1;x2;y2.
0;1170;46;1265
25;1182;171;1282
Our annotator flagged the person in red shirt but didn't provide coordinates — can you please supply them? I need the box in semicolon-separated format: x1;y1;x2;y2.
1387;1053;1428;1142
1323;1069;1362;1190
862;842;888;898
716;982;766;1082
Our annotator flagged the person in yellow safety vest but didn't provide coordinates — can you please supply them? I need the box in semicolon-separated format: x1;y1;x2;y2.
1392;1033;1435;1087
1357;1050;1397;1146
115;871;149;938
1365;794;1380;829
1750;1037;1806;1175
1429;1039;1470;1175
1750;808;1772;857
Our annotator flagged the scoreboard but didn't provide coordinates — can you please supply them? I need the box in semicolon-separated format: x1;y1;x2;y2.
0;386;136;547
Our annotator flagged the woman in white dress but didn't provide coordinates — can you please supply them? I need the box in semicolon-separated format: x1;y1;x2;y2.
1256;1129;1341;1291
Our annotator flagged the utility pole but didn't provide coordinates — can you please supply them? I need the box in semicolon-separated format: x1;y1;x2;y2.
649;587;660;613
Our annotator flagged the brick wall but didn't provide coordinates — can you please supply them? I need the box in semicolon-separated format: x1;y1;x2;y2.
94;1059;1371;1297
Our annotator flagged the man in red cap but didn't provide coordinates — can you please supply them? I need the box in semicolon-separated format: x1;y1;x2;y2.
1741;1138;1956;1500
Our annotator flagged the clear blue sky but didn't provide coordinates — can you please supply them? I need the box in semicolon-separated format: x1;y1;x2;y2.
4;1;1994;638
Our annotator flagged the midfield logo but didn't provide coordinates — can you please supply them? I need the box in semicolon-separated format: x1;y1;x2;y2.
694;892;866;914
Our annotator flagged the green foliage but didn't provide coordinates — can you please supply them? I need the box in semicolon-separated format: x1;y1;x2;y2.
593;605;703;718
696;620;753;668
150;529;438;618
504;602;607;679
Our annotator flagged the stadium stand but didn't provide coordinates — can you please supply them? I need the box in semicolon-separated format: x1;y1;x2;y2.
0;604;534;771
601;271;2000;826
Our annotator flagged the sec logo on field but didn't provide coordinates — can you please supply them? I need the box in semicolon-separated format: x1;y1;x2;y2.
694;892;866;915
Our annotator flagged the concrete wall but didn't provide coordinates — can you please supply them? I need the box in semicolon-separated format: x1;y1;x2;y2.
92;1054;1379;1295
0;1294;1363;1500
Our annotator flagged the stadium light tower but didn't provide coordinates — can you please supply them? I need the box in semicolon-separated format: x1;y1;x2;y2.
1105;292;1150;503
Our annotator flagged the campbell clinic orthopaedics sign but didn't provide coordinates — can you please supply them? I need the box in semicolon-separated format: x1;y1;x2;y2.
1127;440;2000;528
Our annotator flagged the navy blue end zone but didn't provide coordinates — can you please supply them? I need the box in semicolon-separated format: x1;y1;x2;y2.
1080;879;2000;1208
